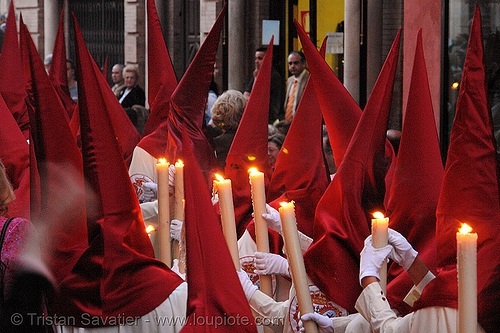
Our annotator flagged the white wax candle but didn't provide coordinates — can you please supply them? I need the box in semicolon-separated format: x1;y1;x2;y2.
214;174;240;270
280;201;318;333
156;159;171;266
174;160;185;221
248;167;272;296
372;212;389;293
457;223;477;333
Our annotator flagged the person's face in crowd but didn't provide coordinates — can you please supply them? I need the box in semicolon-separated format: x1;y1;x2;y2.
288;53;306;77
112;65;124;84
268;141;280;168
66;62;75;82
255;51;266;72
124;71;137;89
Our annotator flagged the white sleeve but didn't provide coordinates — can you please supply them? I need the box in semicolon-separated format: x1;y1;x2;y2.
354;282;412;333
249;289;290;331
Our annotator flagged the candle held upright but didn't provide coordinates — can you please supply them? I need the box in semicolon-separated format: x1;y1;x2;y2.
248;167;272;297
371;212;389;293
279;201;318;333
457;223;477;333
156;158;171;266
214;174;240;270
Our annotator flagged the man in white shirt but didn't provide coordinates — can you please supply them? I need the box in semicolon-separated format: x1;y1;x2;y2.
284;51;309;122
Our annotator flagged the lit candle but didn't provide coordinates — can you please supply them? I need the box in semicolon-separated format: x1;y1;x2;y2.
172;160;184;263
174;160;185;221
248;167;272;297
457;223;477;333
214;174;240;270
279;201;318;333
156;158;171;266
372;212;389;293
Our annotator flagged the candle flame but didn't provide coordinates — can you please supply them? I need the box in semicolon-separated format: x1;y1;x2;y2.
247;155;256;161
373;212;385;219
280;201;294;208
146;225;155;234
175;160;184;167
459;223;473;234
158;158;167;164
215;174;225;182
248;167;260;175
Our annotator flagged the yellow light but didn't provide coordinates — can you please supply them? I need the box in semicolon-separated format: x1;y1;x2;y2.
175;160;184;167
373;212;385;219
247;155;256;161
248;167;259;175
280;201;294;208
459;223;473;234
452;82;459;90
282;148;289;154
215;174;225;182
146;225;155;234
158;158;167;164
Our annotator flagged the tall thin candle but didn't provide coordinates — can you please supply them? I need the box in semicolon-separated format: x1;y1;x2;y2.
280;201;318;333
214;174;240;270
457;223;477;333
248;167;272;297
156;158;171;266
372;212;388;293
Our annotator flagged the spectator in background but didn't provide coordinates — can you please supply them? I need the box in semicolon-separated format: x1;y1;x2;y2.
244;47;285;124
210;90;247;169
284;51;309;122
44;54;52;73
322;125;337;177
111;63;126;98
205;77;219;125
66;60;78;102
274;120;291;136
119;65;147;132
119;65;145;108
267;133;285;170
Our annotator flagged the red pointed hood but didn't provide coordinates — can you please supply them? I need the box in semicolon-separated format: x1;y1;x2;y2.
225;36;274;238
268;79;329;238
295;19;361;167
181;127;257;333
144;0;177;117
74;13;182;319
141;0;178;137
414;7;500;331
0;93;29;220
166;6;225;179
0;1;30;139
71;18;139;165
303;30;401;313
19;19;100;320
48;7;76;119
385;30;444;315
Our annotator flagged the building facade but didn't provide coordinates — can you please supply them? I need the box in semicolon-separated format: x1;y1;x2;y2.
3;0;500;156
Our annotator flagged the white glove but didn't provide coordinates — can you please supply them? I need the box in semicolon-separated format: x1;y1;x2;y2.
359;235;394;285
237;270;258;301
171;259;185;280
142;182;158;202
169;164;176;187
388;228;418;271
299;313;333;333
262;204;281;233
170;219;182;242
254;252;290;277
